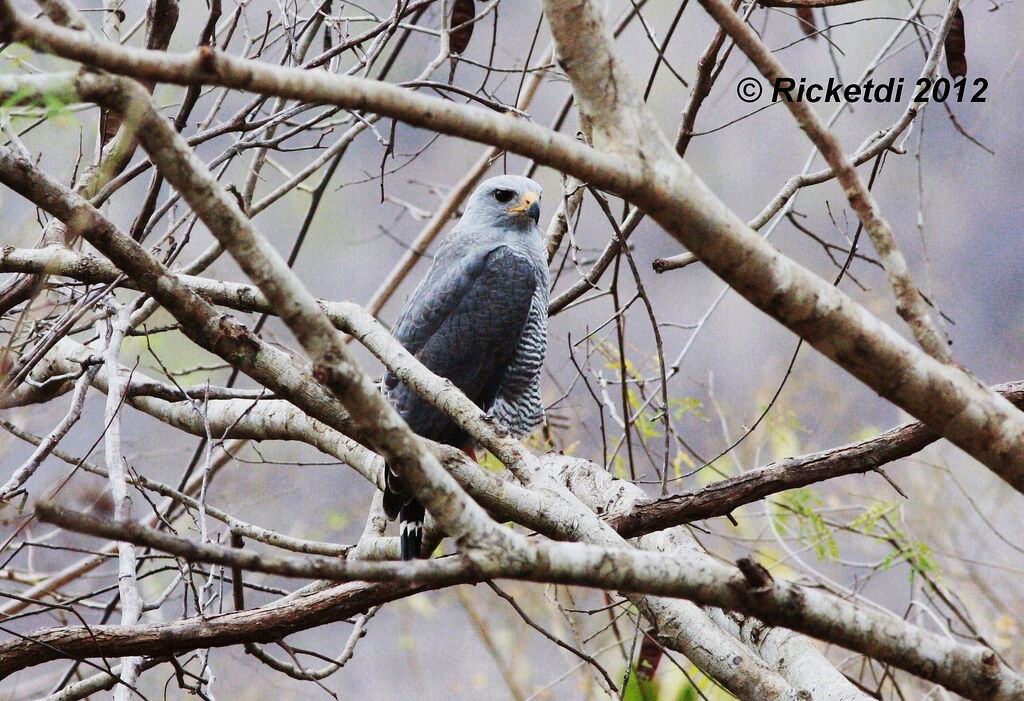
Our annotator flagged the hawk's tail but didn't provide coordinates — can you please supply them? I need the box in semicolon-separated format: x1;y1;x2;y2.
382;468;425;560
398;500;425;560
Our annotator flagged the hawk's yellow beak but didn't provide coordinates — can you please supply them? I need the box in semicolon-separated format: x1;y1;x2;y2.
505;191;539;214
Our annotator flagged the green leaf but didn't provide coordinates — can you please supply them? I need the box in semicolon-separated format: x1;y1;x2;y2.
0;85;36;112
669;396;707;422
622;666;659;701
849;502;894;535
674;684;699;701
775;488;838;562
611;454;628;480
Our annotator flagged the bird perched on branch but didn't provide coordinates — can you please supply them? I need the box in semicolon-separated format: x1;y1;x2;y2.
382;175;549;559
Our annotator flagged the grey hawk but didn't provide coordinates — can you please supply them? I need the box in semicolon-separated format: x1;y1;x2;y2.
382;175;549;559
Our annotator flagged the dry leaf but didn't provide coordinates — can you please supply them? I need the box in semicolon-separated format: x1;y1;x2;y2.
449;0;475;55
796;7;817;39
945;8;968;78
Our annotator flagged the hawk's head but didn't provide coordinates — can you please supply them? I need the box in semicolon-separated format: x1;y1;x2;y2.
466;175;543;228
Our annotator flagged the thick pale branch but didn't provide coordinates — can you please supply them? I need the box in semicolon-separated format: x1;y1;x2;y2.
641;529;872;701
5;327;1012;697
36;503;473;584
10;337;975;698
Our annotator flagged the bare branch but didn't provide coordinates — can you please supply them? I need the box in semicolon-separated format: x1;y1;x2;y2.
0;360;99;497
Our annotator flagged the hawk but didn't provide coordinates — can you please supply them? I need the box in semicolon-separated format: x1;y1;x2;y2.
382;175;549;559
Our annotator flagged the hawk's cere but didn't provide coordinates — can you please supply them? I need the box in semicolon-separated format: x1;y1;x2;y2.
382;175;550;560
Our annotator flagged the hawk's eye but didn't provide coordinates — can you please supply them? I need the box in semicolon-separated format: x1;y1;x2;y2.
493;189;515;203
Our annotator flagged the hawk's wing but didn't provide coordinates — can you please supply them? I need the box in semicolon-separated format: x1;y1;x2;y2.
384;243;539;442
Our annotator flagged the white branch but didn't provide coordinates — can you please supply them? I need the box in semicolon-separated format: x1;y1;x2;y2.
0;361;99;498
100;304;143;699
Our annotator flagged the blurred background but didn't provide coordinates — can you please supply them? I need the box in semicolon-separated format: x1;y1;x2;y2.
2;0;1023;697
